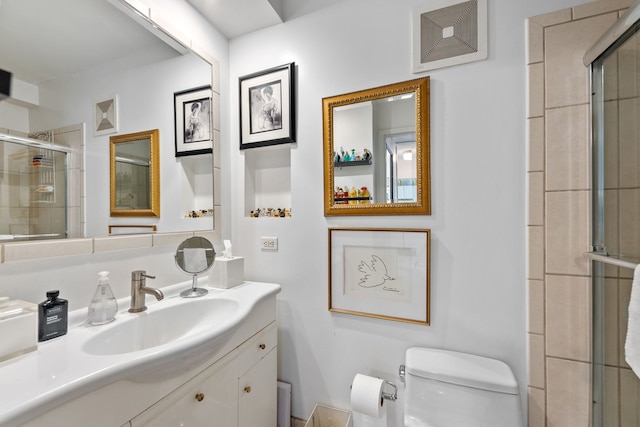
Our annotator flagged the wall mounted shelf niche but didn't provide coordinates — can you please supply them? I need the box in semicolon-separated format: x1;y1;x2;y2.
244;145;291;218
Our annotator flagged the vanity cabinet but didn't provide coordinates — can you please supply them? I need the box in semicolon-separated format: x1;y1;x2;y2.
128;322;277;427
19;301;278;427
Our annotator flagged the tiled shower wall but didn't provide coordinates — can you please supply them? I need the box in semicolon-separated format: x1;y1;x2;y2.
526;0;639;426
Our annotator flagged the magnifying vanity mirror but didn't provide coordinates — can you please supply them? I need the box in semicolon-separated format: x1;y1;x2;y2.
110;129;160;217
323;77;430;216
175;236;216;298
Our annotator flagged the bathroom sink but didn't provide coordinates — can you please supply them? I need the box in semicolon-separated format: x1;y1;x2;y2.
83;297;239;355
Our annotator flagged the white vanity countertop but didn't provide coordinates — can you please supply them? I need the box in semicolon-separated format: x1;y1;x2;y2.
0;281;281;427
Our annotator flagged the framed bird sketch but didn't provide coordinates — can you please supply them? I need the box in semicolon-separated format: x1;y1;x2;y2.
328;228;430;325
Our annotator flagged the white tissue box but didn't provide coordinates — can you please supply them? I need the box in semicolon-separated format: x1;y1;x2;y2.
211;256;244;289
0;299;37;362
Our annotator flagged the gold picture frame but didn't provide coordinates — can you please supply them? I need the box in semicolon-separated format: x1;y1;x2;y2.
328;228;430;325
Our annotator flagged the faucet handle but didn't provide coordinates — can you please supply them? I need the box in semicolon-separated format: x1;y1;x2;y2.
131;270;156;281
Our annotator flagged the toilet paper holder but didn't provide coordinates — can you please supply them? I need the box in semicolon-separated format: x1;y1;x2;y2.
381;381;397;402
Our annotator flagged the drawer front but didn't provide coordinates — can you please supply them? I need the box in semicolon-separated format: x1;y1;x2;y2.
237;322;277;376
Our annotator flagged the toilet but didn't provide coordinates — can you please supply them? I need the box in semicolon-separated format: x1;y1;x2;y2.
401;347;524;427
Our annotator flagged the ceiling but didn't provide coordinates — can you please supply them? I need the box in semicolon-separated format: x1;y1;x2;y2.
187;0;345;39
0;0;342;89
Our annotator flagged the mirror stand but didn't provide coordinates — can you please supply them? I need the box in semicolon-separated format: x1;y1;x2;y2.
180;274;208;298
174;236;216;298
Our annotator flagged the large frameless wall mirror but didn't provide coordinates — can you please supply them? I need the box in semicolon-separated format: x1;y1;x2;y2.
110;129;160;217
322;78;431;216
0;0;218;247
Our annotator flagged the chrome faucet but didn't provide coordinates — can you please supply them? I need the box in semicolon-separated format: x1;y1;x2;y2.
128;270;164;313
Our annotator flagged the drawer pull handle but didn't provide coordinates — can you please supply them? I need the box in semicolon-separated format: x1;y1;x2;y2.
195;393;205;402
244;386;252;394
259;343;266;350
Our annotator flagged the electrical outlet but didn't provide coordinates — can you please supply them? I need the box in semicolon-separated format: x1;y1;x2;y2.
261;237;278;251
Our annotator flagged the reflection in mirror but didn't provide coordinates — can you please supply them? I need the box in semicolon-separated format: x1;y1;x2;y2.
0;133;71;241
110;130;160;217
0;0;216;242
175;236;216;298
323;78;430;216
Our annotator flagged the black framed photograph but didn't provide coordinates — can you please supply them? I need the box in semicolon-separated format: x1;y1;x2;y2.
239;62;295;149
174;85;213;157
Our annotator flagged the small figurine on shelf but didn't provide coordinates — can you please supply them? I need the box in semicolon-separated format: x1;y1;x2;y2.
360;187;370;204
348;186;358;205
363;148;372;161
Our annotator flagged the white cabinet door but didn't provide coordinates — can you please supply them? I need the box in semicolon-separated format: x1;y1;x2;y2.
238;348;277;427
131;351;238;427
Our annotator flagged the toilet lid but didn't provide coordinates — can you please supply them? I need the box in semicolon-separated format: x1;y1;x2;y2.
405;347;519;394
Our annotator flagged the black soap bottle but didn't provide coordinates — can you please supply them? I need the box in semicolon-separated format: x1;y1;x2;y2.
38;290;68;341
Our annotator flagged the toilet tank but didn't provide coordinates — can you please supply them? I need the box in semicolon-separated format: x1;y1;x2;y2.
403;347;523;427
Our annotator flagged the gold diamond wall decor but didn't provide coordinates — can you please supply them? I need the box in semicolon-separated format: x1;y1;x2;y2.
412;0;487;73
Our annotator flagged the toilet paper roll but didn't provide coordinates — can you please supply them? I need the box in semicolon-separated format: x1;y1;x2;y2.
351;373;385;417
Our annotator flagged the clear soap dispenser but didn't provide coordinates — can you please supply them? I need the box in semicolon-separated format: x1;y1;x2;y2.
87;271;118;325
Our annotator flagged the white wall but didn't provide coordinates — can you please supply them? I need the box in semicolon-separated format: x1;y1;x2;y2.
228;0;588;423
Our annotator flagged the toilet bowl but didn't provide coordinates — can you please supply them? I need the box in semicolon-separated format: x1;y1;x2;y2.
402;347;524;427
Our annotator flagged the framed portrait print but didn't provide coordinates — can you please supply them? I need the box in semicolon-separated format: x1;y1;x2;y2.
328;228;430;325
239;62;295;149
174;85;213;157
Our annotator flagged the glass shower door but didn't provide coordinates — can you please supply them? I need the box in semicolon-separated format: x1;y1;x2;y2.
590;20;640;427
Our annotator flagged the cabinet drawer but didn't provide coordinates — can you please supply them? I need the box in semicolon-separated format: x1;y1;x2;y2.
237;322;277;376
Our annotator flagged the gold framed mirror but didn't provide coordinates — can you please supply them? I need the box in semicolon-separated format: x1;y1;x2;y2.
110;129;160;217
323;77;430;216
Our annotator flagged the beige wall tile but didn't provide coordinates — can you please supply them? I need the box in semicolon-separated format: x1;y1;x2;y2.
528;63;544;118
529;172;544;225
545;13;618;108
529;8;572;27
547;358;591;427
530;333;546;388
545;191;590;276
528;226;545;280
606;279;620;366
604;101;620;190
573;0;632;20
604;189;620;277
546;105;590;191
620;279;632;368
605;366;620;427
604;52;619;101
529;279;545;334
152;231;194;248
528;117;545;172
528;387;546;427
619;189;640;263
617;36;640;99
620;368;640;426
618;98;640;188
546;275;591;361
3;238;92;262
527;19;544;65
